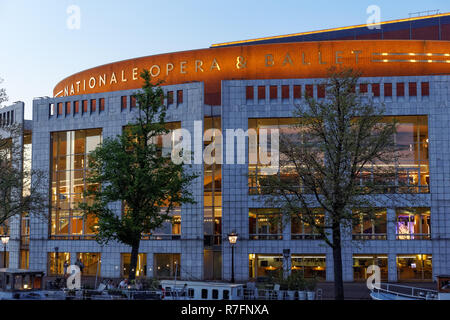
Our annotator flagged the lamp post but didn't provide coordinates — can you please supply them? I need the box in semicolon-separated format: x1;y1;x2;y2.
1;235;9;268
227;232;238;283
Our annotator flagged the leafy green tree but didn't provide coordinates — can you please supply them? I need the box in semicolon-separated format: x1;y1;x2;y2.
79;70;197;280
260;68;399;300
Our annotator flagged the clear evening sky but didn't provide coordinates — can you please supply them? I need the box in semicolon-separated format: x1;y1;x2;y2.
1;0;450;119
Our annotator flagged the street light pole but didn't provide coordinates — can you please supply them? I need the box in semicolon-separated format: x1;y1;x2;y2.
227;232;238;283
1;235;10;268
231;245;235;283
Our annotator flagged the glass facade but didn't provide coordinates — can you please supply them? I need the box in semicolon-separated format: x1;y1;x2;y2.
291;255;326;279
47;252;70;275
154;253;181;279
146;208;181;240
248;116;429;194
397;254;432;281
249;209;283;240
353;255;388;281
396;208;431;240
248;254;326;279
352;209;387;240
248;118;299;194
203;117;222;280
50;129;102;238
121;253;147;278
291;210;324;240
249;254;283;278
77;252;101;276
20;250;29;269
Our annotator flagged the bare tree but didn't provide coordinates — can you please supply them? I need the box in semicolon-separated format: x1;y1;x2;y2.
0;124;49;230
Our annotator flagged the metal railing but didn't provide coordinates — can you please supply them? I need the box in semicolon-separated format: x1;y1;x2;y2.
352;234;387;240
372;283;438;300
249;234;283;240
243;288;318;300
395;233;431;240
62;288;163;300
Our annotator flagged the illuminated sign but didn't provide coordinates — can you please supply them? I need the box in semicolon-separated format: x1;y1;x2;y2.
53;40;450;105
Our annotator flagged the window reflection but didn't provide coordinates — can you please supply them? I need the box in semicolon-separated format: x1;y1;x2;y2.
249;209;283;240
76;253;101;276
121;253;147;278
248;116;429;194
291;209;324;240
48;252;70;276
397;254;432;281
50;129;102;239
154;253;180;279
291;255;326;280
248;254;283;279
353;255;388;281
396;208;431;240
352;209;387;240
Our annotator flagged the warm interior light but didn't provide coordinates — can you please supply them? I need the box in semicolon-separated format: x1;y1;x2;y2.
228;232;238;245
1;235;9;245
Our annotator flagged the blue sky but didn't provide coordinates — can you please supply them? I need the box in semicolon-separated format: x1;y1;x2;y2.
1;0;450;119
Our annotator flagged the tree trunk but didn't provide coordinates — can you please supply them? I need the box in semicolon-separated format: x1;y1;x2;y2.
332;225;345;300
128;240;140;281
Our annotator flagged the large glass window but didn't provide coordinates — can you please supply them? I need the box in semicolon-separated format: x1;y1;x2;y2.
50;129;102;238
291;255;326;280
0;252;9;268
47;252;70;276
353;255;388;281
145;208;181;240
396;208;431;240
154;253;180;279
249;254;283;279
20;250;29;269
248;118;299;194
291;209;324;240
352;209;387;240
203;117;222;248
248;116;429;194
249;209;283;240
397;254;432;281
76;253;101;276
121;253;147;278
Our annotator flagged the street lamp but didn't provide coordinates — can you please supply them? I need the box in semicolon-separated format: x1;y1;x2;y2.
1;235;9;268
228;232;238;283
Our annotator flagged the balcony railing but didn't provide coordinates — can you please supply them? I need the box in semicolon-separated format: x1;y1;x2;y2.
141;234;181;240
291;234;322;240
352;234;387;240
396;233;431;240
249;234;283;240
49;235;97;240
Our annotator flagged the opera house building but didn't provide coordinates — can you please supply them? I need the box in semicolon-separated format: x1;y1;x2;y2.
2;12;450;283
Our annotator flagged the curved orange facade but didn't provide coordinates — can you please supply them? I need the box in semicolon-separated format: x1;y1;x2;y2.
53;40;450;105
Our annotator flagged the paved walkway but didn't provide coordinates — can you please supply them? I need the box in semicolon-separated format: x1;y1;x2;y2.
317;282;437;300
